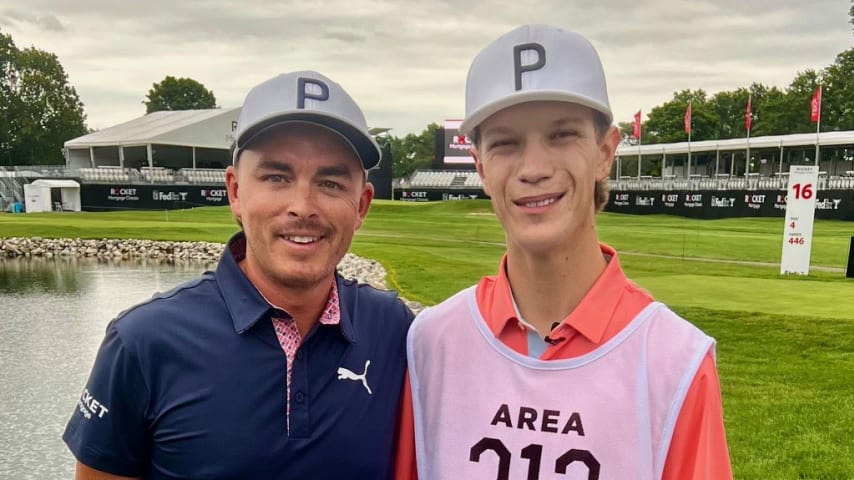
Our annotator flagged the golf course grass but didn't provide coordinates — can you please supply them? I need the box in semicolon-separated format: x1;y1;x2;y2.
2;201;852;478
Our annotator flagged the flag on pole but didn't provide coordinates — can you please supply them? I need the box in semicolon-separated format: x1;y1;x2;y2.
745;94;752;131
684;102;692;133
632;110;642;139
810;85;822;123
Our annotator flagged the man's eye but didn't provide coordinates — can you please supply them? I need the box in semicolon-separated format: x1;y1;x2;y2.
552;130;578;140
320;180;343;190
264;175;285;183
488;139;515;150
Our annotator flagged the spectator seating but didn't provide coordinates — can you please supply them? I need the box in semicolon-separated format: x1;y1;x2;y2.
183;168;226;184
409;170;482;188
77;167;133;182
140;167;175;183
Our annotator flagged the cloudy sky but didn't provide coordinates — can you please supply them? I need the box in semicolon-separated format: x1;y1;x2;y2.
1;0;851;135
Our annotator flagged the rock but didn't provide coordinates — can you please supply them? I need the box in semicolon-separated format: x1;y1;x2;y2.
0;236;425;308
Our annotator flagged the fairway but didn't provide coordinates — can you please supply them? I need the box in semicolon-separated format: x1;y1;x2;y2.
2;201;853;478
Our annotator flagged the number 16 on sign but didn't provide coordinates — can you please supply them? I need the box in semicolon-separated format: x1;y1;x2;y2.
780;165;819;275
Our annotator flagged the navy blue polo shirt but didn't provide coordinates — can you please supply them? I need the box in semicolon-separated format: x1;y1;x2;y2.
63;232;413;479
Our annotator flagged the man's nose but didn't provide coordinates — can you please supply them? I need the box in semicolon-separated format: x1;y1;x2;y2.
286;181;319;218
518;140;555;185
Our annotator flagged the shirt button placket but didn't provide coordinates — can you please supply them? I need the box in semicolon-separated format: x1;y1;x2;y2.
290;346;310;438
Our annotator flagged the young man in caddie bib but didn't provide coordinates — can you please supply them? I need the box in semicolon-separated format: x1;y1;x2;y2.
397;25;732;480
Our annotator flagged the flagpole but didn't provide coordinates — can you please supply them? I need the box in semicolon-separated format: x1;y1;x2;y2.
815;84;821;167
746;93;751;177
687;101;692;180
637;113;642;178
688;129;691;179
746;128;751;177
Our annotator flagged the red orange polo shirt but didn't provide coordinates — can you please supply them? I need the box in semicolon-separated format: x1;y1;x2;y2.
396;244;732;480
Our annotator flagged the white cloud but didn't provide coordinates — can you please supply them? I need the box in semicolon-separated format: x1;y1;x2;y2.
1;0;850;134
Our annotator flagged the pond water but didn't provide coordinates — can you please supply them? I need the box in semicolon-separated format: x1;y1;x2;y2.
0;257;210;479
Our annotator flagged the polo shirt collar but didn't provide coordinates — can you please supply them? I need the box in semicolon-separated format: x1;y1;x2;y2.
482;243;628;345
215;231;357;342
216;232;270;333
335;277;359;343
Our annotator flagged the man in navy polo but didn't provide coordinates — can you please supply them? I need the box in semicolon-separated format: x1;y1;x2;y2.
63;71;413;480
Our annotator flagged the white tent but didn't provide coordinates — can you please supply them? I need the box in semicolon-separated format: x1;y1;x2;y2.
23;179;81;213
63;108;240;169
62;107;390;171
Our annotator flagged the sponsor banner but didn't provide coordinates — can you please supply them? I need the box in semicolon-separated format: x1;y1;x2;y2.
81;182;853;218
394;189;489;202
605;189;854;220
81;184;230;211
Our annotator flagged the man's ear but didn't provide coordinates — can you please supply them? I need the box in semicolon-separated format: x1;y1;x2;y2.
225;165;241;223
354;182;374;230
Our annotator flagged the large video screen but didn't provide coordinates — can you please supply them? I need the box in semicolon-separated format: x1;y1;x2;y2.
443;119;474;165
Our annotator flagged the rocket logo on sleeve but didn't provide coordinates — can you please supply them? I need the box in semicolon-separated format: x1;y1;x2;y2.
76;388;110;420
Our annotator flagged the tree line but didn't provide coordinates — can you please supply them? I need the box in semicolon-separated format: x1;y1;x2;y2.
618;48;854;146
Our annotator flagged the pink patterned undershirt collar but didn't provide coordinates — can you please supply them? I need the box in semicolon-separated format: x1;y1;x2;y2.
229;235;341;422
266;283;339;433
270;281;341;418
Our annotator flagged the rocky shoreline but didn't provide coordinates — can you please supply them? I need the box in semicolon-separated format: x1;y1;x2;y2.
0;237;225;263
0;237;423;312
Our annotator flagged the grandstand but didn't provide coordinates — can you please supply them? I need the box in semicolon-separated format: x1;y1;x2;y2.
406;129;854;193
139;167;175;183
2;107;394;212
4;114;852;214
61;166;227;185
183;168;226;184
407;170;483;189
77;167;134;183
392;127;854;219
403;169;854;192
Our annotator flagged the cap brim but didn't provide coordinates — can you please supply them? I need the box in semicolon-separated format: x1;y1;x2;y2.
459;90;614;137
236;112;381;170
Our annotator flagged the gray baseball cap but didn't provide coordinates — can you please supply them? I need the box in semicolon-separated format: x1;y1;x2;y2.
459;24;613;137
233;71;381;170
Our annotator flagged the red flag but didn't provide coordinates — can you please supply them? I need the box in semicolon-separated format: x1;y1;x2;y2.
684;103;692;134
632;110;641;139
745;94;752;131
810;85;822;123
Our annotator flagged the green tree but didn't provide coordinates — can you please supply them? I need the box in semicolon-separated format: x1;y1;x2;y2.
1;28;87;165
389;123;440;178
144;76;217;113
763;69;821;136
822;48;854;131
743;83;785;137
708;87;750;139
0;30;18;165
644;90;717;144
